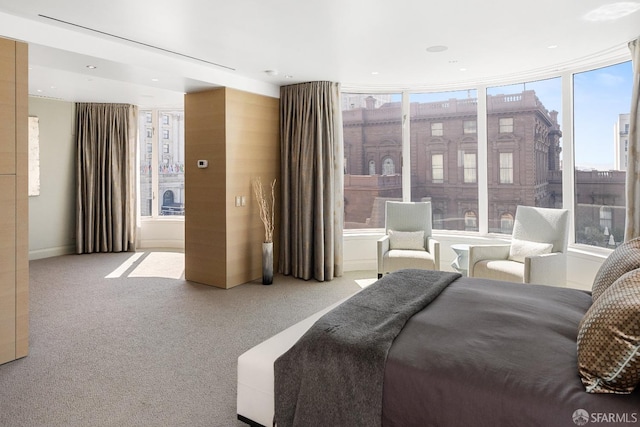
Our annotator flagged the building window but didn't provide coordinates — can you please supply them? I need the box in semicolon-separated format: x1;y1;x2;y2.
464;211;477;231
499;117;513;133
463;120;477;134
431;122;443;136
162;129;170;139
433;209;444;228
499;152;513;184
463;152;477;183
382;157;395;175
600;206;612;230
431;154;444;183
500;212;514;233
368;160;376;175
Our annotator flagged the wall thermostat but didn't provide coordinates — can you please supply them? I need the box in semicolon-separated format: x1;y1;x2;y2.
197;160;208;168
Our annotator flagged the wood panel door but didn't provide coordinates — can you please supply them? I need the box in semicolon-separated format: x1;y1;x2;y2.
0;175;16;364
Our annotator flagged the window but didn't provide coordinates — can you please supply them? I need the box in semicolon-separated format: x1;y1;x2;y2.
464;211;477;231
574;61;631;247
487;77;562;233
463;120;477;134
433;209;444;228
463;152;477;183
599;206;612;230
343;92;402;228
138;109;185;217
431;122;443;136
410;90;478;231
382;157;395;175
499;152;513;184
340;60;630;246
499;117;513;133
500;212;514;233
431;154;444;183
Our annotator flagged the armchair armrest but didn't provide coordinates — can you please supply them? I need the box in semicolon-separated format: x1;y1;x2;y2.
377;235;390;275
428;237;440;270
524;252;566;287
468;245;511;277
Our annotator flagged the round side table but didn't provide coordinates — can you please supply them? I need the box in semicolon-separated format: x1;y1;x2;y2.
451;244;470;276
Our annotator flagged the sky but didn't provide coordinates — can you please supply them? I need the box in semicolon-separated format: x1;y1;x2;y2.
384;60;634;170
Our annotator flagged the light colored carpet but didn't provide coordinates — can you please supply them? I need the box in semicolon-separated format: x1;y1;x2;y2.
0;251;372;427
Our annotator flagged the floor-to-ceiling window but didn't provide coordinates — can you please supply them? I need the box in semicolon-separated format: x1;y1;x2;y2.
486;77;563;234
573;61;632;248
138;110;185;218
409;90;479;231
341;59;632;251
342;93;401;229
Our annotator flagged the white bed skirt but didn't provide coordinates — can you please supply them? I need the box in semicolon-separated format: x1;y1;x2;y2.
236;298;348;426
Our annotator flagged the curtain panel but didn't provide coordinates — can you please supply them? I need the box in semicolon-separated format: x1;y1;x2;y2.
625;37;640;241
279;81;344;281
76;103;138;254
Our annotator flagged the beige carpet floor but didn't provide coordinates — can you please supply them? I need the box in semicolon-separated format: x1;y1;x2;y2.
0;251;373;427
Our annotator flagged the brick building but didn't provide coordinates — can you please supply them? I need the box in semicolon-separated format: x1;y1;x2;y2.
343;90;562;231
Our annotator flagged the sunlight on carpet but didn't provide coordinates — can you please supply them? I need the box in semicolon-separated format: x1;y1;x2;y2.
128;252;185;279
105;251;185;279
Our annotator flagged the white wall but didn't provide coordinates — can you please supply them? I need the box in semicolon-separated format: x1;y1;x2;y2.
28;97;76;259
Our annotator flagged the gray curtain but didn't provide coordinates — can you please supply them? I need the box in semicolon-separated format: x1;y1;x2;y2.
76;103;137;254
625;37;640;241
279;81;344;281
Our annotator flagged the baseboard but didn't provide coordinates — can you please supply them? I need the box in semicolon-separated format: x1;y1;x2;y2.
29;245;75;260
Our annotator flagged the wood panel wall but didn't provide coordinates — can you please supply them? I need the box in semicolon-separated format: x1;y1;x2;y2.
184;88;279;289
0;37;28;364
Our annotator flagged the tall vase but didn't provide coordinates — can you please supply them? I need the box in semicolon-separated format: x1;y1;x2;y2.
262;242;274;285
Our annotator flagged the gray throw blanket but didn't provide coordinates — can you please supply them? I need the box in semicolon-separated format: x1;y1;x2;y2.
273;269;461;427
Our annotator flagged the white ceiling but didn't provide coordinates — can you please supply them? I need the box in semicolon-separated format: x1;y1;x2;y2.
0;0;638;108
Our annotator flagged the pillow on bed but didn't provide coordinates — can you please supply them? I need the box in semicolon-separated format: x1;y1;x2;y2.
577;268;640;394
388;230;425;251
507;238;553;263
592;237;640;301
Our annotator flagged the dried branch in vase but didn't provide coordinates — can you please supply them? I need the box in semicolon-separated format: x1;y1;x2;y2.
252;177;276;243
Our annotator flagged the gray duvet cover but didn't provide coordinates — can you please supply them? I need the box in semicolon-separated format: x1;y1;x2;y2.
383;277;640;426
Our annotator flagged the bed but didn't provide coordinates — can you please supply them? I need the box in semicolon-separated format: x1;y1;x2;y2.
237;249;640;427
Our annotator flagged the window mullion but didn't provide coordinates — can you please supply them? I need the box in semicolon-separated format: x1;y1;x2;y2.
402;91;411;201
477;85;489;235
151;111;160;217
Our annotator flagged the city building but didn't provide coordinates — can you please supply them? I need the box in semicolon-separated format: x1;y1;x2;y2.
614;113;631;171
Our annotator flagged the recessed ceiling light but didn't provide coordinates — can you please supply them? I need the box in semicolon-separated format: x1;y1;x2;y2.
459;68;467;72
426;45;448;53
584;2;640;21
86;65;97;69
449;60;458;64
284;75;293;79
36;89;43;93
151;78;159;82
547;45;558;49
371;71;379;75
264;69;278;76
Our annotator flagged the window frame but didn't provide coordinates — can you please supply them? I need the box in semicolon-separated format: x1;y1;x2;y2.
341;57;632;249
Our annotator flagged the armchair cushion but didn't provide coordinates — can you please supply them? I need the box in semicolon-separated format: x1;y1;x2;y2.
388;230;425;251
383;249;436;273
472;259;525;283
507;238;553;263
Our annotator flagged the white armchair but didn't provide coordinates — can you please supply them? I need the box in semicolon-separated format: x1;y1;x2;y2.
377;201;440;279
468;206;569;286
